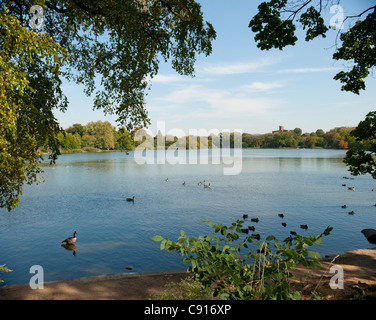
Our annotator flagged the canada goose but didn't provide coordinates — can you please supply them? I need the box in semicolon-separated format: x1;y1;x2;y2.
126;196;135;202
361;229;376;244
204;183;211;189
165;178;169;182
251;217;259;223
341;205;347;208
300;224;308;230
62;231;77;245
281;222;287;227
242;214;248;219
248;226;255;231
182;181;186;186
348;187;355;191
348;210;355;215
278;213;284;218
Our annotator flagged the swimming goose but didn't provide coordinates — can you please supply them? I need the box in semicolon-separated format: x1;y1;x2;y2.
62;231;77;245
204;183;211;189
126;196;135;202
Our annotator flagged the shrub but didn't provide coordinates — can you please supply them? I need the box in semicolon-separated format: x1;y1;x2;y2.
152;219;332;300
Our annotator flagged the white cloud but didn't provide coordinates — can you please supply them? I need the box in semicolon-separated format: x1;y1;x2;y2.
277;67;339;74
199;58;276;75
241;81;285;92
151;84;279;120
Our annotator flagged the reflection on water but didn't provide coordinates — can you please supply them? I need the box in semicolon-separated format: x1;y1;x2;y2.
1;149;376;285
61;244;77;256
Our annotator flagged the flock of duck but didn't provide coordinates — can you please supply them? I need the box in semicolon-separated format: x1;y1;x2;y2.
165;178;211;189
61;174;376;257
239;213;309;242
341;176;376;245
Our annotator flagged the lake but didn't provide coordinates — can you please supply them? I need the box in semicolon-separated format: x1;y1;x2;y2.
1;148;376;285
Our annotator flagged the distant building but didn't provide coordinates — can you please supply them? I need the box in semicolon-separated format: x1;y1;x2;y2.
272;126;291;133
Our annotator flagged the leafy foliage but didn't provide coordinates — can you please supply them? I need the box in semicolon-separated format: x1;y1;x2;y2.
0;6;67;211
344;112;376;179
152;219;332;300
0;0;215;211
249;1;376;94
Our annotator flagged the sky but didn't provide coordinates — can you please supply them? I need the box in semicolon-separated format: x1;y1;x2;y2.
55;0;376;136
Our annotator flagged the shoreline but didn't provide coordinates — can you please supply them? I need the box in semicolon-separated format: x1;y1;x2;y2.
1;248;375;300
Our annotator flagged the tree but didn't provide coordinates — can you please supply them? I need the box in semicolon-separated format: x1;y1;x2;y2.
249;1;376;94
344;112;376;178
0;6;66;211
66;123;84;137
1;0;215;210
84;121;114;150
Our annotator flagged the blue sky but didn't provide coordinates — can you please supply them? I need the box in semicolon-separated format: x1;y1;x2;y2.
56;0;376;136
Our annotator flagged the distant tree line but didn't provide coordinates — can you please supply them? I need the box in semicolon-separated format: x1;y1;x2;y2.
242;127;363;149
51;122;364;152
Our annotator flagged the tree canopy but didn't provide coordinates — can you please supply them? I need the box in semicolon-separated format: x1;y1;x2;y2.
0;0;216;211
249;0;376;94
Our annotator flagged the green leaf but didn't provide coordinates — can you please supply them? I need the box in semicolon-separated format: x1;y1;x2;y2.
151;235;163;242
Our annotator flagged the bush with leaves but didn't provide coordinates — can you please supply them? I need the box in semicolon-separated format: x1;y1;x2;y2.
152;219;332;300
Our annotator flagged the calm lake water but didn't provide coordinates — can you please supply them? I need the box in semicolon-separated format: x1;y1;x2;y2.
1;148;376;285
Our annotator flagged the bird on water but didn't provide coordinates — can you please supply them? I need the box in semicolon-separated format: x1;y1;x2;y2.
126;196;135;202
62;231;77;245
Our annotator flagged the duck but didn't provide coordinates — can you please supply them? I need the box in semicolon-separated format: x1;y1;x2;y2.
341;205;347;208
290;231;297;235
251;217;259;223
281;222;287;227
165;178;169;182
248;226;255;231
300;224;308;230
126;196;135;202
242;214;248;219
62;231;77;245
348;210;355;215
278;213;284;218
361;229;376;245
252;233;261;240
241;228;249;234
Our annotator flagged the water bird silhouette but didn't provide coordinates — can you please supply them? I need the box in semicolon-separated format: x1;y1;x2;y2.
300;224;308;230
251;217;259;223
252;234;261;240
278;214;284;218
126;196;135;202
